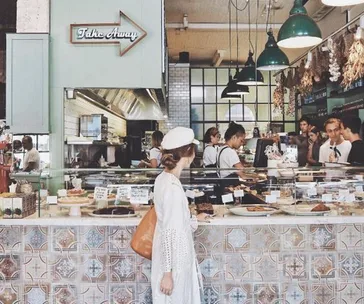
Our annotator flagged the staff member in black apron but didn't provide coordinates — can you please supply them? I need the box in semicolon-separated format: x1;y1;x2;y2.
203;127;220;168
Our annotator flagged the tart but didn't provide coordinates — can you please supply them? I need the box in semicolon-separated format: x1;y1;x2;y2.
58;197;90;205
67;189;86;196
247;206;269;212
311;203;330;212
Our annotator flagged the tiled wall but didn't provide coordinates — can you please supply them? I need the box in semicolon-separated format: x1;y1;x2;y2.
64;97;127;138
159;64;190;134
1;223;363;303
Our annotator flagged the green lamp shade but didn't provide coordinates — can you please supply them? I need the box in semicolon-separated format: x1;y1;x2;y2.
220;75;247;100
236;52;264;85
220;86;241;100
277;0;322;48
257;31;289;71
226;80;250;96
322;0;364;6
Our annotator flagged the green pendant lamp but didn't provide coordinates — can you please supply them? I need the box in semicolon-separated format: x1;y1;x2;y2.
227;69;250;96
220;75;243;100
277;0;322;48
257;30;289;71
236;51;264;85
322;0;364;5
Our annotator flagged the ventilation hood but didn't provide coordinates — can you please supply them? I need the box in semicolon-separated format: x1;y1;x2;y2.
75;88;167;120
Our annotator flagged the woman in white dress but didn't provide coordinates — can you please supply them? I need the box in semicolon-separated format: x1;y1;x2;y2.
152;127;208;304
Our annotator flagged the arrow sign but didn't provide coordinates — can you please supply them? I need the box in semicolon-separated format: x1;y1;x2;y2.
70;11;147;56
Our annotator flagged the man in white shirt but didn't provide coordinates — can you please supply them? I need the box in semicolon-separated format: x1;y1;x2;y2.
22;136;40;172
319;118;351;164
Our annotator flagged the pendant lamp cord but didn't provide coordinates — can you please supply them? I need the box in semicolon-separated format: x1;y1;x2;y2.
236;0;239;70
230;0;248;12
229;0;232;76
248;1;254;53
255;0;259;122
265;0;272;33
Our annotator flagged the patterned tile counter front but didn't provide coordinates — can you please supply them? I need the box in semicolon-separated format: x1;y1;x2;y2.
0;222;363;303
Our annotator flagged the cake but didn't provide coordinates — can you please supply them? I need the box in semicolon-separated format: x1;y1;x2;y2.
311;203;330;212
93;207;135;215
67;189;86;196
58;197;89;204
196;203;214;215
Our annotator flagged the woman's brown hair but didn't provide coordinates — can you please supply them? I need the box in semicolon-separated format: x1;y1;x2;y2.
161;144;195;170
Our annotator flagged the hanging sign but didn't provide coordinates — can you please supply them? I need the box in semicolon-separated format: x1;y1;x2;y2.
70;11;147;56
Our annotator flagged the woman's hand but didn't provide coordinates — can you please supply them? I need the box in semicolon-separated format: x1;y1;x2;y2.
160;272;173;296
329;151;337;163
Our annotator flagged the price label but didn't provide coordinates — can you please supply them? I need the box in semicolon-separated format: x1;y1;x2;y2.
130;187;149;205
94;187;108;200
356;185;363;193
322;194;332;202
339;190;350;197
40;189;48;197
47;196;58;205
64;175;70;182
346;193;356;203
307;188;317;196
265;195;277;204
185;190;195;199
234;190;244;198
57;189;67;197
271;190;281;198
117;186;131;199
355;175;363;181
222;193;234;204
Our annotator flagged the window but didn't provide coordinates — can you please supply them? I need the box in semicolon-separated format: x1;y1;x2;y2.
12;134;50;169
190;68;295;141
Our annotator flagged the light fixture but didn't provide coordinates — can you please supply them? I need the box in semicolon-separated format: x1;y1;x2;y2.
322;0;364;6
220;0;248;100
257;30;289;71
277;0;322;48
237;52;265;85
236;1;264;85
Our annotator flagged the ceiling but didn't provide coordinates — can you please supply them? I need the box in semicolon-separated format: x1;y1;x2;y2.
165;0;316;65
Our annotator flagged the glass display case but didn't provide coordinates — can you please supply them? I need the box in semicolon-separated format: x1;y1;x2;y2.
2;165;364;219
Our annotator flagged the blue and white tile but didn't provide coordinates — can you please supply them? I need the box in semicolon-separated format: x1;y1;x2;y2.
202;284;221;304
110;254;136;282
223;284;252;304
24;226;48;252
50;254;78;281
224;227;250;253
24;254;48;282
310;224;336;250
252;253;281;281
24;284;49;304
281;282;308;304
80;226;107;253
198;254;224;282
108;227;135;253
339;253;363;279
81;255;108;283
0;226;22;253
282;254;307;280
225;254;251;282
337;281;364;304
136;284;153;304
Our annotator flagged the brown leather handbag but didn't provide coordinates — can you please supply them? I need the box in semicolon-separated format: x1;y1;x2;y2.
130;206;156;260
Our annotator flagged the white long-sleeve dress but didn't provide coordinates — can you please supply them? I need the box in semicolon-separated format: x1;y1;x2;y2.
151;171;202;304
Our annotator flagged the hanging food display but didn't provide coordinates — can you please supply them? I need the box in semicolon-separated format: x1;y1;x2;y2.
335;34;346;68
293;67;300;87
285;69;294;89
327;38;341;82
273;72;285;113
341;27;364;88
344;29;355;59
286;87;296;117
299;65;313;97
311;49;321;82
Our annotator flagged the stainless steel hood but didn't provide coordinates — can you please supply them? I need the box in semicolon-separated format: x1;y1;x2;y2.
75;87;167;120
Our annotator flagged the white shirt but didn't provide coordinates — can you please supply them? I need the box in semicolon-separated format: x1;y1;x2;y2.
217;145;240;178
203;145;218;166
319;139;352;163
149;147;162;167
23;148;40;170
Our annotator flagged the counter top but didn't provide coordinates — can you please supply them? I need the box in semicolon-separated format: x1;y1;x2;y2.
2;205;364;226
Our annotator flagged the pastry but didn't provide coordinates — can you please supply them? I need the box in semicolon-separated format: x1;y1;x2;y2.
58;197;89;204
196;203;214;215
311;203;330;212
247;206;268;212
67;189;86;196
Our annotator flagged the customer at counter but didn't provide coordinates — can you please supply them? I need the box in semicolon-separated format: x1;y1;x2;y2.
22;136;40;172
341;115;364;165
319;118;351;164
307;127;323;166
152;127;205;302
139;131;164;168
292;116;311;166
202;127;220;167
